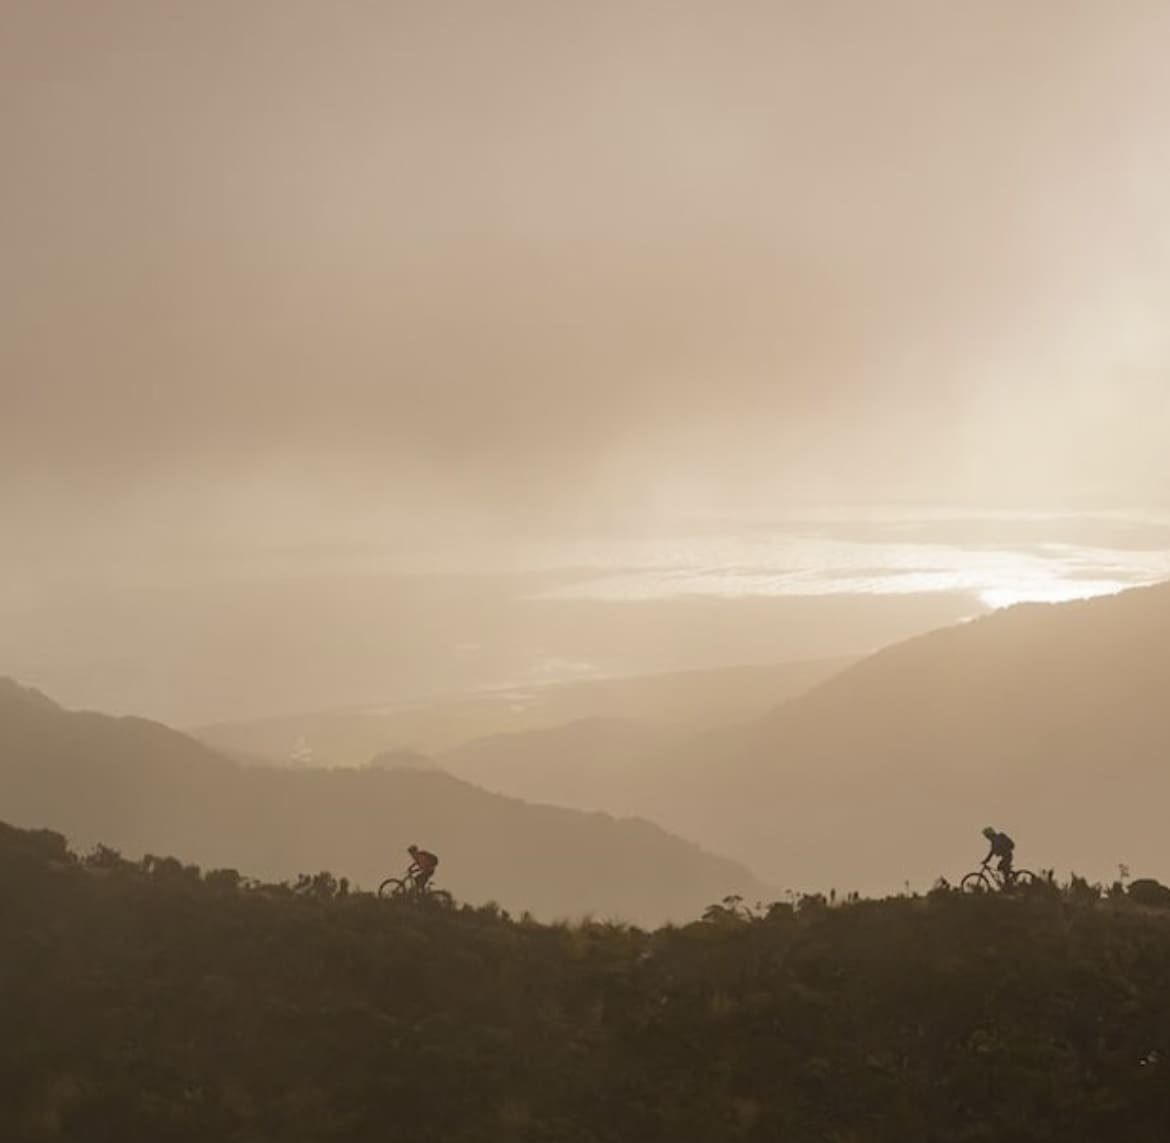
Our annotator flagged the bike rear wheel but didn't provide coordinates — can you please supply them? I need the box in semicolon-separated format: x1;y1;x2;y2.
427;888;454;908
1009;869;1037;889
378;877;409;899
961;870;995;894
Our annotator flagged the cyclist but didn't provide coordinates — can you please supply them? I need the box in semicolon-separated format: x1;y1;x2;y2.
407;843;439;891
981;826;1015;879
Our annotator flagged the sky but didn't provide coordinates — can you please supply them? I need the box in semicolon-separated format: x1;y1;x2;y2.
3;2;1170;720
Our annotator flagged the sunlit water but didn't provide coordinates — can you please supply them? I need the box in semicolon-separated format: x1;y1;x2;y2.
511;509;1170;610
363;508;1170;697
13;506;1169;724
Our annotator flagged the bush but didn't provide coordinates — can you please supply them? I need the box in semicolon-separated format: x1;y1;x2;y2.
1128;878;1170;908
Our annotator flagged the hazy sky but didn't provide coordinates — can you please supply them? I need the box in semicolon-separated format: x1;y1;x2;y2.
4;0;1170;572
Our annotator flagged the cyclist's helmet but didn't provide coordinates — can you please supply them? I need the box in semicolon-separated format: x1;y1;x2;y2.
982;826;997;839
408;844;419;854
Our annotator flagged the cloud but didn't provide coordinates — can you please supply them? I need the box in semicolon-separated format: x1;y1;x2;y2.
2;0;1169;547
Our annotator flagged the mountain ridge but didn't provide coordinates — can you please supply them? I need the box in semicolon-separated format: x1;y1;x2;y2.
635;581;1170;892
0;681;766;924
194;655;856;765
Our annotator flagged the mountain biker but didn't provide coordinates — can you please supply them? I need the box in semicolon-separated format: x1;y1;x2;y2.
407;844;439;891
981;826;1015;878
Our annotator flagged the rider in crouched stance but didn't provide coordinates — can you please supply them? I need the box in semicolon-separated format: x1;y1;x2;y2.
407;844;439;891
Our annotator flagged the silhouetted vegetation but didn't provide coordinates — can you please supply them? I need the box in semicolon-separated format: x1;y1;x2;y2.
3;821;1170;1141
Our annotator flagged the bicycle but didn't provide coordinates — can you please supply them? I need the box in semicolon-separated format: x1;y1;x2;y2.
960;862;1037;894
378;868;453;907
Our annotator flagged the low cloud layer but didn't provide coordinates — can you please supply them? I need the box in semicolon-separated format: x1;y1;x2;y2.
3;0;1170;568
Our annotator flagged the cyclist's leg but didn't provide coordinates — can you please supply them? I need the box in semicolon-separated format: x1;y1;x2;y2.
997;854;1015;886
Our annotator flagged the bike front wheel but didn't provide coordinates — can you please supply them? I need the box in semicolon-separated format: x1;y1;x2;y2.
960;870;995;894
378;877;410;899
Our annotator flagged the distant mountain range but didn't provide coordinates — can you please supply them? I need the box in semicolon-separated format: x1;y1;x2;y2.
632;581;1170;892
0;679;766;924
195;656;855;765
396;583;1170;895
439;717;677;813
7;581;1168;911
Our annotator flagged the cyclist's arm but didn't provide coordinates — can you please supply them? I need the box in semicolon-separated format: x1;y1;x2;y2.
981;846;994;866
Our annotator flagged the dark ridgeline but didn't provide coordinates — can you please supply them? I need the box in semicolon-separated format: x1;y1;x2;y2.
0;679;764;926
2;820;1170;1142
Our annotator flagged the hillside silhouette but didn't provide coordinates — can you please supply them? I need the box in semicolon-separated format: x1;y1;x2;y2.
631;581;1170;892
0;681;763;924
3;820;1170;1142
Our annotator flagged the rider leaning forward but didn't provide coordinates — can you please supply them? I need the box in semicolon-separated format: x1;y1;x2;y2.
981;826;1015;876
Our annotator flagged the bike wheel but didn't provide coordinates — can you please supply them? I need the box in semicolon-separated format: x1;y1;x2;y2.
961;870;994;894
1010;869;1037;889
378;877;409;899
427;889;454;908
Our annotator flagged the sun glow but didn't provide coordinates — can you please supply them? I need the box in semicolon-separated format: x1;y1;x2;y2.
976;580;1132;610
528;525;1170;609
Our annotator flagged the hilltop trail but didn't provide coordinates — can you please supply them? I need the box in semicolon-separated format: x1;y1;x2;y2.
3;820;1170;1141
